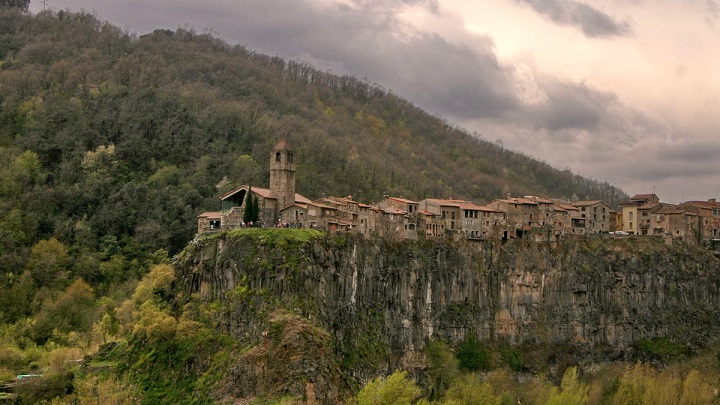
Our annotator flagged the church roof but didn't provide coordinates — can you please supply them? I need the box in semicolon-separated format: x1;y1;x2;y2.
219;185;310;205
273;139;291;151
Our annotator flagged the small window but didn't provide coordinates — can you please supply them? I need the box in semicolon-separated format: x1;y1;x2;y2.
288;152;293;163
275;152;281;161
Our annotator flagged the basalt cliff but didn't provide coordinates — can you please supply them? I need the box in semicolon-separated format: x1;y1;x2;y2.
172;230;720;402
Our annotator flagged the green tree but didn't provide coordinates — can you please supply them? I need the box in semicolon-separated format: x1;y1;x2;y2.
679;369;714;404
442;374;502;405
243;187;254;224
456;336;490;372
33;279;96;343
424;341;459;400
25;238;69;289
252;195;260;223
546;366;589;405
356;370;422;405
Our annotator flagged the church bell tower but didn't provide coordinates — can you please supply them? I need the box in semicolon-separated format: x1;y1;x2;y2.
269;140;296;211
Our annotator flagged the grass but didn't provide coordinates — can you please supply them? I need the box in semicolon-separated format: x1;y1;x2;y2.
201;228;325;245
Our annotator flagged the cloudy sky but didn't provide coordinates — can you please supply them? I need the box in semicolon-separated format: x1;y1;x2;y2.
31;0;720;202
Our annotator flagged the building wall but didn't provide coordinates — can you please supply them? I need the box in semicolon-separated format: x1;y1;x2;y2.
269;147;296;211
622;206;638;234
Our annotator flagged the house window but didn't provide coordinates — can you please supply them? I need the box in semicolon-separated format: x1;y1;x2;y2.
275;152;281;161
629;212;634;220
288;152;293;163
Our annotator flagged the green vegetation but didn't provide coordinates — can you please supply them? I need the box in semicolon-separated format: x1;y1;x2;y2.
636;337;692;360
456;336;491;372
355;371;422;405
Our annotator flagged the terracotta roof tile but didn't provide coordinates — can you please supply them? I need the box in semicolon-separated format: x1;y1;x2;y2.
385;196;419;204
273;139;290;151
197;211;222;219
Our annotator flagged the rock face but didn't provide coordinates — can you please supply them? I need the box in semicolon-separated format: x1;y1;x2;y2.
175;232;720;399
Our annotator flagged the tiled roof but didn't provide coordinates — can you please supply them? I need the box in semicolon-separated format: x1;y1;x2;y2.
279;203;308;212
386;196;419;204
457;202;500;212
220;185;311;205
327;196;361;204
308;201;337;210
381;207;407;215
573;200;603;206
295;193;312;204
638;202;662;210
630;193;656;200
197;211;222;219
680;201;720;209
655;206;686;215
273;139;290;151
489;198;538;205
424;198;474;207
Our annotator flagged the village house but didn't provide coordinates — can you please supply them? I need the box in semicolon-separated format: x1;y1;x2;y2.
619;193;660;235
677;199;720;240
551;201;582;236
572;200;611;233
650;205;700;240
485;197;543;239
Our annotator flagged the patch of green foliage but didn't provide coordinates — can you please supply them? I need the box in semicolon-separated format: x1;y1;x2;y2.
455;335;491;372
636;337;691;360
226;228;325;246
107;329;236;404
500;346;527;372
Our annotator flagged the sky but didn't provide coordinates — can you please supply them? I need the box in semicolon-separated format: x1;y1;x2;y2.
30;0;720;203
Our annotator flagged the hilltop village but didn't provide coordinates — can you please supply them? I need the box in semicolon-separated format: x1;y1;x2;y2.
198;141;720;244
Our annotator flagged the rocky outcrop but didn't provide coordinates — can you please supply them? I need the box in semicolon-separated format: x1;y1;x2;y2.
174;232;720;399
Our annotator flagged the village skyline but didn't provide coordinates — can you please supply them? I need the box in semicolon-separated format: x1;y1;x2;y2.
199;141;720;244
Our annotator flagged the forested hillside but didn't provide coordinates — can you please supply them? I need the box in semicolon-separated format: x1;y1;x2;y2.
0;9;627;255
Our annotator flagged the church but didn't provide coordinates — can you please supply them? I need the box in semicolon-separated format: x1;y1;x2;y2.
196;140;311;233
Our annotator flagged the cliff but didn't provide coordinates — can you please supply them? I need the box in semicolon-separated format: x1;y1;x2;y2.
173;229;720;401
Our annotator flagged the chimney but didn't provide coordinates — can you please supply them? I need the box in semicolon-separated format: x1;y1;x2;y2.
709;198;717;203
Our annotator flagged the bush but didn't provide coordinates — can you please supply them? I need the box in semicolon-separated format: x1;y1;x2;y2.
356;371;421;405
456;337;490;372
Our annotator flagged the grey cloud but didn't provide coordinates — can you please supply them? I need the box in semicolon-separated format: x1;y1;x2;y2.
534;83;609;131
189;0;520;119
656;141;720;162
516;0;631;37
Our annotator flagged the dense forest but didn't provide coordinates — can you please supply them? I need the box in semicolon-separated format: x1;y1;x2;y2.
0;7;689;404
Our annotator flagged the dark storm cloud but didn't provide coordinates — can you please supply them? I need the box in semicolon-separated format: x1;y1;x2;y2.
515;0;631;37
532;83;609;131
199;0;519;119
657;141;720;162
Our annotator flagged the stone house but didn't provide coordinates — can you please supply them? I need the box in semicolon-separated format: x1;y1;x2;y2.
218;185;311;228
572;200;611;233
196;211;221;233
677;199;720;240
551;202;581;236
486;197;544;238
620;193;660;235
418;199;466;236
650;205;700;240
